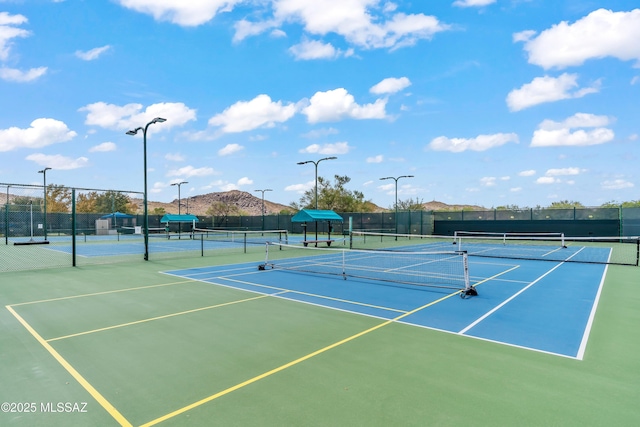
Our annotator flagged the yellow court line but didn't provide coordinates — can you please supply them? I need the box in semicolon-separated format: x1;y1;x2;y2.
47;293;277;342
220;276;407;314
5;305;133;427
139;290;461;427
10;279;196;307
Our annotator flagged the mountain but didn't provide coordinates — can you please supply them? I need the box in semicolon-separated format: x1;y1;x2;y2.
421;201;486;211
131;193;485;216
133;190;294;216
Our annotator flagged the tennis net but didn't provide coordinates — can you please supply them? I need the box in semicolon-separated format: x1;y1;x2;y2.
193;228;288;245
259;242;476;297
350;231;640;266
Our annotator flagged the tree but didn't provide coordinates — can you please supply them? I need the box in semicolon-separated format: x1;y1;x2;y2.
11;196;37;212
394;197;425;211
548;200;584;209
206;201;247;226
46;184;72;213
601;200;640;208
75;191;135;214
75;193;97;213
496;204;524;210
292;175;374;212
153;207;166;215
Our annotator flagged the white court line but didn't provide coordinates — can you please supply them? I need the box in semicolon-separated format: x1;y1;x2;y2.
458;247;587;335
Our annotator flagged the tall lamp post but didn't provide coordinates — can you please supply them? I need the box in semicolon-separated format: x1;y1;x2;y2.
126;117;167;260
297;156;337;240
380;175;414;237
171;181;188;238
38;167;51;240
254;189;272;230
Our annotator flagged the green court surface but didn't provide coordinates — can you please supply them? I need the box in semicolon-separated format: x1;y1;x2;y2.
1;252;639;427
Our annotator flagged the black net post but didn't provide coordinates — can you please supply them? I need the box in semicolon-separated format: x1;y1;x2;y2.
72;188;76;267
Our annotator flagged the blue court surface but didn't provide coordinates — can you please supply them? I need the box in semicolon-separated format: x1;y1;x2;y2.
163;254;606;360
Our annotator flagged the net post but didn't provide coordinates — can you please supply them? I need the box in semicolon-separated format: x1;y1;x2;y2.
462;251;470;290
72;188;76;267
561;233;566;248
201;233;204;257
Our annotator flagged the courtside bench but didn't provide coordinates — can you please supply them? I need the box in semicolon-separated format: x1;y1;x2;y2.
302;239;334;247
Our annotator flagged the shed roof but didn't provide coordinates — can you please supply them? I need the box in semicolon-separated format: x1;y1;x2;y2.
291;209;344;223
160;214;199;223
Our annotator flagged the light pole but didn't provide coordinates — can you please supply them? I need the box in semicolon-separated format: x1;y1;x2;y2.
126;117;167;260
38;167;51;240
171;181;188;215
297;156;337;240
297;157;337;209
254;189;272;230
171;181;188;238
380;175;414;237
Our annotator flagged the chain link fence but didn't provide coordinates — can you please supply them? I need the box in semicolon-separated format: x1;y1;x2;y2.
2;182;637;272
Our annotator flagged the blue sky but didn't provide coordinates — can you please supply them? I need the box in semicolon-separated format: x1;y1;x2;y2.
0;0;638;209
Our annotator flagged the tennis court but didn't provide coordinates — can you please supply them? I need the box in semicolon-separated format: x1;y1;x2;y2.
1;236;639;426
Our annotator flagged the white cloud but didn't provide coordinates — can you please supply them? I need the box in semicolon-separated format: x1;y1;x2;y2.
218;143;244;156
116;0;242;27
165;153;185;162
531;113;615;147
632;76;640;85
428;132;519;152
370;77;411;94
366;154;384;163
208;94;297;133
212;177;253;192
480;177;497;187
518;9;640;69
506;73;599;111
545;167;583;176
0;66;48;82
166;165;216;178
601;179;634;190
89;142;116;152
0;12;30;61
535;167;585;185
518;169;536;177
536;177;558;184
80;102;196;131
289;38;353;60
0;118;76;152
284;181;315;193
513;30;536;43
233;18;279;43
300;141;351;155
25;153;89;170
75;45;111;61
235;1;450;51
237;177;253;186
453;0;496;8
302;88;387;123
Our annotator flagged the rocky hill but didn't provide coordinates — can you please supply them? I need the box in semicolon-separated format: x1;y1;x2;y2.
133;190;294;216
422;200;486;211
